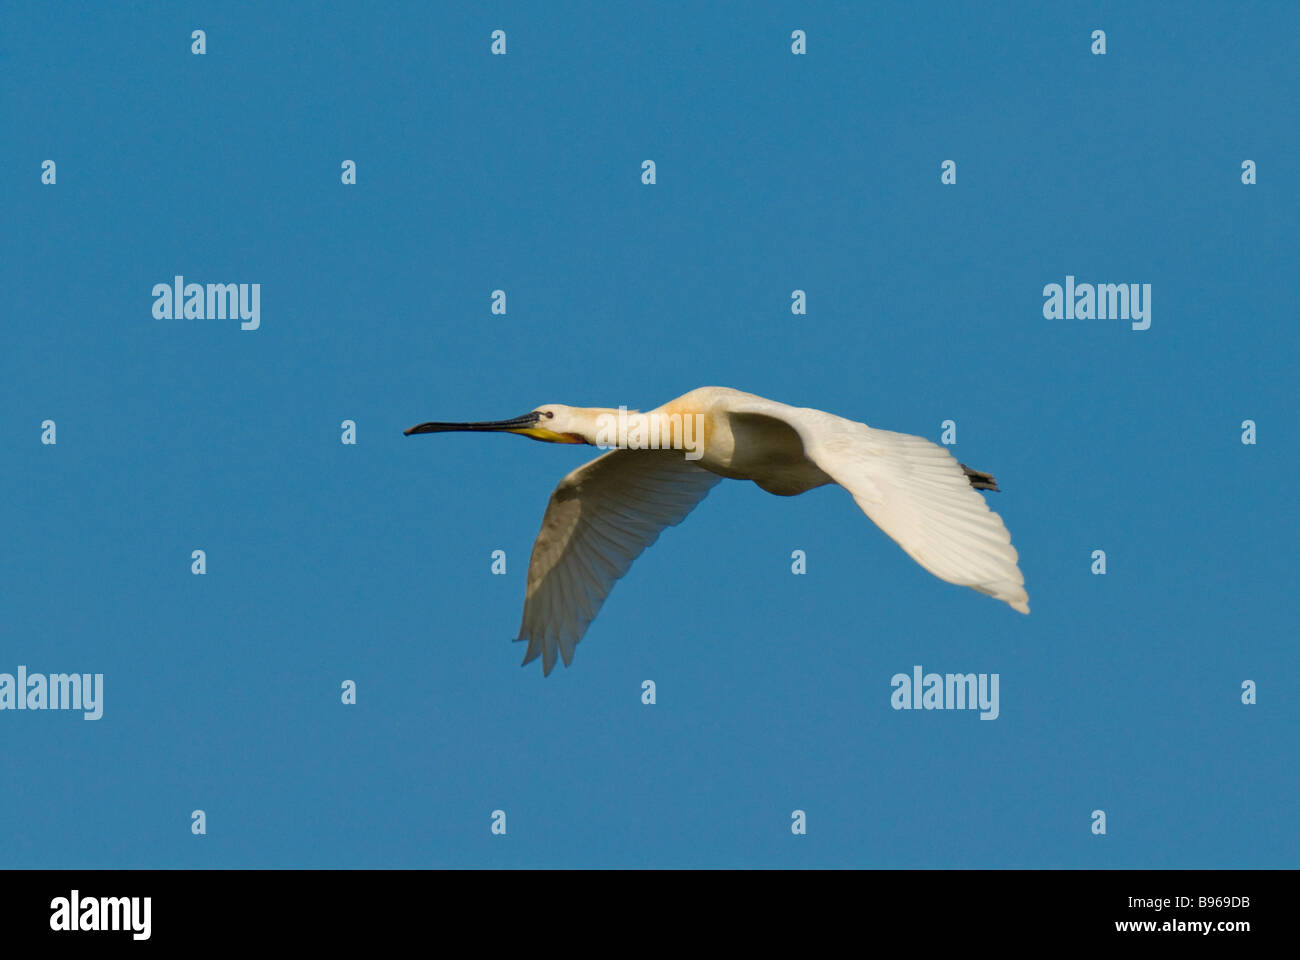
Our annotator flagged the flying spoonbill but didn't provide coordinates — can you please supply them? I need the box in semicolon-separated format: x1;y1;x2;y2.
406;386;1029;675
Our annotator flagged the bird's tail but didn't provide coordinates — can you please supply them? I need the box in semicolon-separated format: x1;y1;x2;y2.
960;464;999;491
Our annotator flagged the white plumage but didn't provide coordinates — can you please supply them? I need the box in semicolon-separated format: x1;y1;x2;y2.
406;386;1029;675
517;449;721;673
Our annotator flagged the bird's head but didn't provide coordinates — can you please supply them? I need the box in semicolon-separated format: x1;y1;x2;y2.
404;403;591;444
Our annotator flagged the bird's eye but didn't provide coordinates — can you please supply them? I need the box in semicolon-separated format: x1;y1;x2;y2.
543;411;554;419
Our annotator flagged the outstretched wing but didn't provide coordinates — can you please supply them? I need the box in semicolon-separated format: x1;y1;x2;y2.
730;395;1030;613
518;448;722;675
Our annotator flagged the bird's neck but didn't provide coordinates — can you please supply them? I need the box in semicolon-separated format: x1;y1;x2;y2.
570;406;713;459
569;407;638;446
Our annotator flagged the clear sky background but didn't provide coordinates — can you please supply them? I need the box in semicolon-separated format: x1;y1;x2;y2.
2;2;1296;868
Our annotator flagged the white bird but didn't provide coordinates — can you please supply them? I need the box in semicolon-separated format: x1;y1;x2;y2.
406;386;1029;675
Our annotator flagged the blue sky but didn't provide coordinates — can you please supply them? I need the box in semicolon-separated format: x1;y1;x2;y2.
2;1;1296;867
